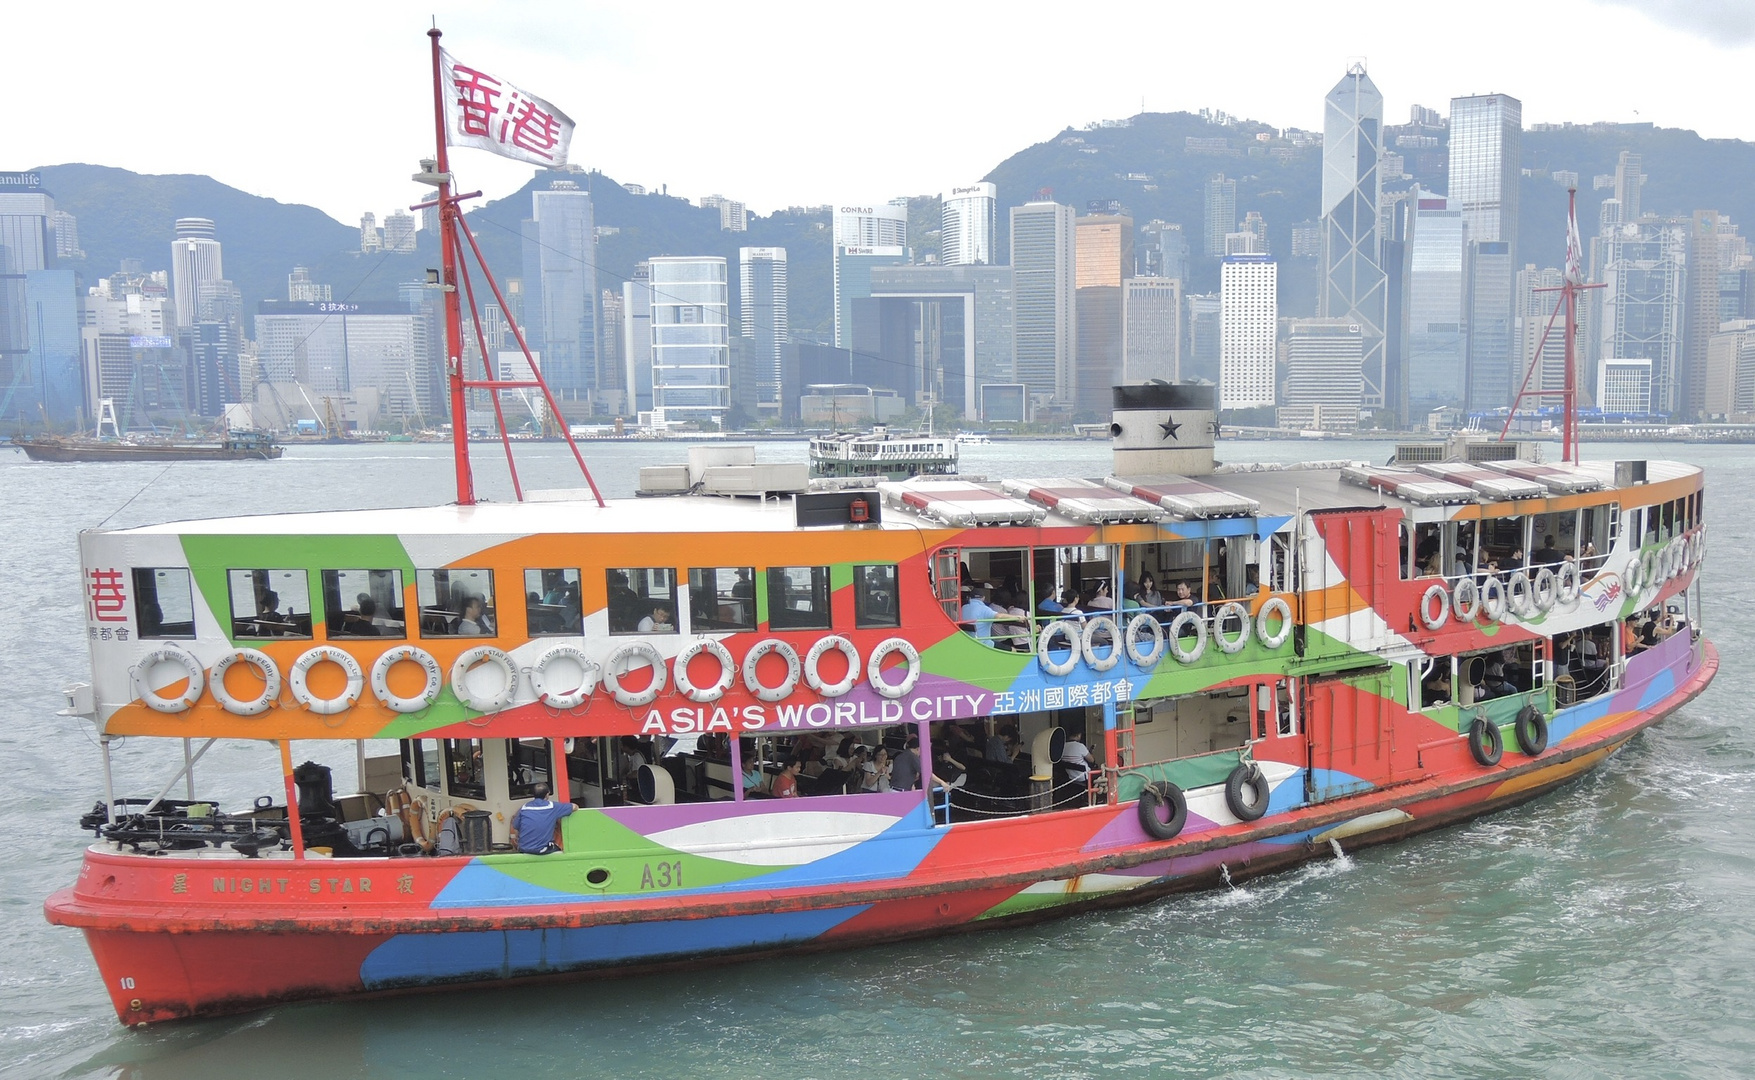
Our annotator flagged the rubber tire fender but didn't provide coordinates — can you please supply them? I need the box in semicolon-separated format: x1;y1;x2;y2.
1468;714;1504;767
1137;781;1188;841
1514;704;1549;757
1224;762;1269;822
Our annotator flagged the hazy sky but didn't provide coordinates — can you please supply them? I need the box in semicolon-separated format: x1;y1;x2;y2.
6;0;1752;224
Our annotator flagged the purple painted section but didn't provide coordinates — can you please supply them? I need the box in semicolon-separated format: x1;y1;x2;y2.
1082;807;1220;851
599;790;921;832
1624;626;1692;685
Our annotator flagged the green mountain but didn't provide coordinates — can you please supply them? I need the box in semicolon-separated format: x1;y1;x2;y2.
34;113;1755;338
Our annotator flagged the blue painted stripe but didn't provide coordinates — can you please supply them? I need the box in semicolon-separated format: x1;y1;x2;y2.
359;905;869;988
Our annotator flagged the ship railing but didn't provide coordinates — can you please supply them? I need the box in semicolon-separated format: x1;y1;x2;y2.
930;775;1095;825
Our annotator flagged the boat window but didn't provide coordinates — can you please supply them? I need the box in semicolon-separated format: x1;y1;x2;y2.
322;569;405;639
525;568;581;635
132;568;196;639
608;568;677;635
506;738;551;799
854;564;901;629
1414;657;1457;711
444;739;487;799
1479;517;1528;575
688;567;756;633
403;738;441;790
227;569;312;640
1119;541;1202;616
766;566;831;630
417;568;496;638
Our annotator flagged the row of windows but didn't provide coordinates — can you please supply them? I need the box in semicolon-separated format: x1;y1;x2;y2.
130;563;903;642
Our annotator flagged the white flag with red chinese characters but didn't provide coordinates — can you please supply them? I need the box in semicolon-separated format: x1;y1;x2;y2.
1564;197;1585;286
439;49;575;167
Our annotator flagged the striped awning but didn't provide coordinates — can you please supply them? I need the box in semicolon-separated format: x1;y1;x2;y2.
1103;475;1260;519
1000;478;1169;524
877;480;1046;527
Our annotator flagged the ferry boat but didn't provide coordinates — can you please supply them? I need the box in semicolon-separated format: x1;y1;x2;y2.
41;35;1716;1025
808;427;959;480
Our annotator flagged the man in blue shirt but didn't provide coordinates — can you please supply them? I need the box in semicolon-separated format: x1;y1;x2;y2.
509;784;575;855
960;585;1000;647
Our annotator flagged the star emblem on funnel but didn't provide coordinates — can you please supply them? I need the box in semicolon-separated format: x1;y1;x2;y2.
1159;415;1182;441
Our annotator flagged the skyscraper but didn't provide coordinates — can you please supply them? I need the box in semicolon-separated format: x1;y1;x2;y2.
1614;151;1644;222
1319;63;1390;413
1184;293;1221;386
1204;174;1237;257
1598;218;1686;415
522;180;600;404
1516;264;1569;397
1402;193;1469;411
832;201;907;347
1219;254;1276;409
383;211;416;253
1465;240;1515;409
622;263;653;415
170;218;223;329
739;247;788;415
1009;200;1076;404
1123;277;1181;384
648;256;730;425
1279;319;1364;431
1074;212;1133;413
1682;210;1724;418
941;183;997;266
1447;94;1522;252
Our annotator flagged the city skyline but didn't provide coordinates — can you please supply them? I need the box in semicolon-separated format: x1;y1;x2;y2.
5;3;1753;225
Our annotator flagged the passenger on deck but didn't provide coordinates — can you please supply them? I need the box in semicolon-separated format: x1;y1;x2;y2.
771;758;803;799
741;756;768;796
861;747;892;792
1084;580;1115;611
933;746;968;790
731;569;755;601
1535;535;1562;567
636;605;674;634
890;736;922;791
455;596;493;636
1421;670;1452;708
1137;574;1163;611
1038;586;1082;621
1480;653;1518;698
1168;581;1197;614
1060;733;1094;784
961;585;1001;647
344;594;380;636
984;725;1015;762
994;589;1032;650
508;784;574;855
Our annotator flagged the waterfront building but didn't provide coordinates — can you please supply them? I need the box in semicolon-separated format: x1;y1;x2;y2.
941;182;997;266
622;263;653;416
1123;277;1182;384
739;247;788;416
522;180;600;406
1010;200;1076;404
1447;94;1521;253
832;201;907;348
1219;253;1276;409
1279;318;1363;431
1402;192;1468;411
1598;218;1686;415
1466;240;1515;409
648;256;730;426
170;218;223;330
1184;292;1221;386
1319;63;1390;414
1075;212;1133;414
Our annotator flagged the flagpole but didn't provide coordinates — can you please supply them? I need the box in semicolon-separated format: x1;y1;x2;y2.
429;26;475;506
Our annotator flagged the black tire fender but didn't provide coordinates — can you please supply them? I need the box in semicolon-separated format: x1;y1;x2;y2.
1137;781;1188;840
1468;714;1504;767
1514;704;1549;757
1224;762;1269;822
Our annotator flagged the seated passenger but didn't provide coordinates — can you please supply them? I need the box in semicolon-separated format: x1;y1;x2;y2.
1060;733;1094;784
1137;574;1163;611
508;783;575;855
342;594;380;636
960;585;1000;647
455;595;494;636
636;604;674;633
741;757;768;796
1084;580;1115;611
1421;671;1453;708
1168;581;1197;614
988;589;1029;650
770;758;803;799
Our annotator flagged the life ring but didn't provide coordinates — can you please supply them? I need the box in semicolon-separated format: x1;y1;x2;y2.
1507;571;1534;618
1124;613;1166;668
450;646;518;712
1467;714;1503;767
1168;610;1207;664
1224;762;1269;822
673;637;736;703
530;644;597;708
1639;548;1658;590
1452;577;1481;622
1256;597;1293;649
867;637;922;699
370;646;442;714
1479;576;1507;622
1213;602;1251;655
742;639;801;702
207;648;280;716
1082;616;1122;672
804;636;861;697
1037;621;1080;676
133;647;206;714
1514;704;1548;757
1532;567;1557;613
1137;781;1187;840
1555;561;1579;605
1668;539;1684;579
1419;583;1450;631
1624;555;1643;594
288;646;364;715
604;640;668;707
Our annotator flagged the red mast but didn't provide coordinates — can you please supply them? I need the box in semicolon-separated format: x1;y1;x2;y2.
418;27;605;508
1499;188;1605;464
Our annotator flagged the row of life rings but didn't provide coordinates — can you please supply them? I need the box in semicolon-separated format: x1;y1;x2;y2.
1035;599;1293;677
1418;562;1582;632
134;635;923;716
1625;531;1702;595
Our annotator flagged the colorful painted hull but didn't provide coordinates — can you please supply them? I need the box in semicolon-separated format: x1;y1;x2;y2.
48;633;1715;1025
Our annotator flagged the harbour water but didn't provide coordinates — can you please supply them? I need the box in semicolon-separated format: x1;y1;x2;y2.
2;438;1749;1079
